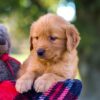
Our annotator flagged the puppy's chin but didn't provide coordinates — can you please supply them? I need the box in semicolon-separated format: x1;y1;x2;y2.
37;56;53;62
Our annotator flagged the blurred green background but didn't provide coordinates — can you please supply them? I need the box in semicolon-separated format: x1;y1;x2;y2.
0;0;100;100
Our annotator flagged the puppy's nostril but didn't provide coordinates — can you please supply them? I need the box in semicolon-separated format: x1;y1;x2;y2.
0;37;6;45
37;49;45;57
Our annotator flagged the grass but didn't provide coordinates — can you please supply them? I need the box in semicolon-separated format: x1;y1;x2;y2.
11;54;81;80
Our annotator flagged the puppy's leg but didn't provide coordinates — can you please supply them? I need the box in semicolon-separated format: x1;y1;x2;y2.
15;71;35;93
15;72;35;93
15;55;37;93
34;73;65;92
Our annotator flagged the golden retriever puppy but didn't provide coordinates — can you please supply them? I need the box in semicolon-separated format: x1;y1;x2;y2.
15;13;80;93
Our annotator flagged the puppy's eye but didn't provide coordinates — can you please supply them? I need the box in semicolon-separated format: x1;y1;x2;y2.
35;37;38;40
49;36;57;41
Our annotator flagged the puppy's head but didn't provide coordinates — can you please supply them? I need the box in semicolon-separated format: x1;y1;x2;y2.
30;14;80;62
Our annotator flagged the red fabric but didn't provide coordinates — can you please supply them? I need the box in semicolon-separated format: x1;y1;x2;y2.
0;81;19;100
0;53;9;61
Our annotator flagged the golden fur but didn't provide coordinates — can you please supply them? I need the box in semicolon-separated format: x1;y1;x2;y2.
15;13;80;93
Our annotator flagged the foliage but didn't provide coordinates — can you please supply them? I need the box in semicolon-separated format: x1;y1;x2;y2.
0;0;59;53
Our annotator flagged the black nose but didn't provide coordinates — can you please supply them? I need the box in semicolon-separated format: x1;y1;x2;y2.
37;48;45;57
0;36;6;45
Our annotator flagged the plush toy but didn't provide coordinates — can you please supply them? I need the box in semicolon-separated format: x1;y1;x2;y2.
0;24;20;81
0;24;82;100
0;24;21;100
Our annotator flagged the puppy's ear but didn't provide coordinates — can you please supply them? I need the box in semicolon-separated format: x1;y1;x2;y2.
30;37;33;51
66;24;80;52
30;23;34;51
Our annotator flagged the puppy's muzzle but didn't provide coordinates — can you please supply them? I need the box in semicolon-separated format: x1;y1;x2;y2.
37;48;45;57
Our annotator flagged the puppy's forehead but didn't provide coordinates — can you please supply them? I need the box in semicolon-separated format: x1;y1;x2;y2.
31;14;67;38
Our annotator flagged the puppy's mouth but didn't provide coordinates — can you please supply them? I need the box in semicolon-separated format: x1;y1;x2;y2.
37;54;52;61
37;52;60;63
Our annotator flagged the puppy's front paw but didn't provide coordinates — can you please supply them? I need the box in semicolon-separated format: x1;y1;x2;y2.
15;78;33;93
34;77;53;93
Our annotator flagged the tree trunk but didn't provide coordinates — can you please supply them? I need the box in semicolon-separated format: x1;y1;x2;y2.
75;0;100;100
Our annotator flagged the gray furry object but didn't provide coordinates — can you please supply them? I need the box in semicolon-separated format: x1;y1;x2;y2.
0;59;20;81
0;24;20;82
0;24;11;53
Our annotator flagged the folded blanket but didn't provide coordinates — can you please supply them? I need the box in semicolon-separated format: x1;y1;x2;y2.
0;79;82;100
